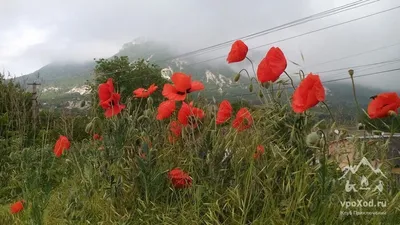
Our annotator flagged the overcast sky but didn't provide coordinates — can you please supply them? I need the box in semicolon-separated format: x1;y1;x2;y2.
1;0;399;89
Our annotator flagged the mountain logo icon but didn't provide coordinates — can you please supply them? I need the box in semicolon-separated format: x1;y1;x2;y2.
338;157;387;180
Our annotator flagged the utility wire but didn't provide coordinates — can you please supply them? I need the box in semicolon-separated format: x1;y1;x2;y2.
229;67;400;99
184;5;400;67
155;0;378;63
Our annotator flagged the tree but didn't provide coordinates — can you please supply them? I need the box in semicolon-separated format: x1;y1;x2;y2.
91;56;169;113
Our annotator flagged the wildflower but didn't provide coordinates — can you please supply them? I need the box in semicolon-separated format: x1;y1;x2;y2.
216;100;232;125
227;40;248;63
162;73;204;101
253;145;265;159
93;133;103;141
53;135;70;157
133;84;158;98
156;100;176;120
98;145;105;151
169;120;183;137
10;201;24;214
292;73;325;113
168;168;192;188
232;108;253;131
177;102;205;128
367;92;400;119
257;47;287;83
98;78;126;118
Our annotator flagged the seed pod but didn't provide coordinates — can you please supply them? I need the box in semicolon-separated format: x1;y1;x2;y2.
234;73;241;82
306;132;320;147
249;83;253;92
348;69;354;76
258;90;264;98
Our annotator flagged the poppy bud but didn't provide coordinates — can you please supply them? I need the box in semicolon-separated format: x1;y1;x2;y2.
147;97;153;106
388;110;397;116
249;84;253;92
234;73;240;82
85;121;93;134
348;69;354;77
306;132;320;147
258;90;264;98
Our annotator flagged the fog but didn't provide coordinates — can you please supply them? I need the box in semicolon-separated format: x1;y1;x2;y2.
1;0;399;89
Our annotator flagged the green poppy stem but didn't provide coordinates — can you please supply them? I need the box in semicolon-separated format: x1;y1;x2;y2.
321;101;336;124
284;71;296;90
349;71;362;122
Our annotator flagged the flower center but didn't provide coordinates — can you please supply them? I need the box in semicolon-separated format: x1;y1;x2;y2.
177;88;192;95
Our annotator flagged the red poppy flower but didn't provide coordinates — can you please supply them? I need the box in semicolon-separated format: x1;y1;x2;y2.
367;92;400;119
253;145;265;159
133;84;158;98
162;73;204;101
216;100;233;124
100;93;126;118
227;40;248;63
98;79;126;118
292;73;325;113
232;108;253;131
93;133;103;141
178;102;205;127
156;100;176;120
53;135;70;157
10;200;24;214
257;47;287;83
168;168;192;188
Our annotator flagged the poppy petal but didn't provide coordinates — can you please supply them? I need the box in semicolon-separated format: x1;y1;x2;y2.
162;84;186;101
171;72;192;93
156;100;176;120
189;81;205;93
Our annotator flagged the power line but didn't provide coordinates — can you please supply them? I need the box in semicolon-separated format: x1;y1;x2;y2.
184;5;400;67
315;58;400;74
228;67;400;99
155;0;378;63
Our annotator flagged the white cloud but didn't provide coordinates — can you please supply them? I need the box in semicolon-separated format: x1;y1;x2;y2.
0;25;51;58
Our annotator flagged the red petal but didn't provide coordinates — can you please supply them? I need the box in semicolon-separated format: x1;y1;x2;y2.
104;104;125;118
171;73;192;93
156;100;176;120
162;84;186;101
189;81;205;93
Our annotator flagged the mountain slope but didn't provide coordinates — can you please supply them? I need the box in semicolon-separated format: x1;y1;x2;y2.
10;38;387;112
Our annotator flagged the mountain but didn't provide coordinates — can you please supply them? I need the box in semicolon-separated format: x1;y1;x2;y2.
9;37;385;113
